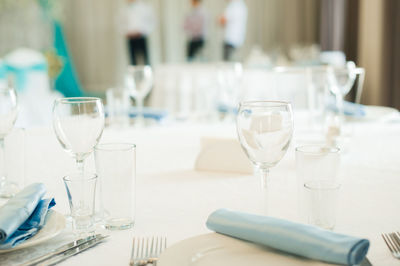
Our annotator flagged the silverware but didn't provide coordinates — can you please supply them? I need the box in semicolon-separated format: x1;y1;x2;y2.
35;234;109;266
21;234;101;266
130;236;167;266
382;232;400;259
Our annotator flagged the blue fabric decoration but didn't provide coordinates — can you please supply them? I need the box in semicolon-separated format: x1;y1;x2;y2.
3;63;47;92
53;21;84;97
206;208;370;266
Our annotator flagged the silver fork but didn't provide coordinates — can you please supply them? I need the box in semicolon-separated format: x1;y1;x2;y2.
382;232;400;259
130;237;167;266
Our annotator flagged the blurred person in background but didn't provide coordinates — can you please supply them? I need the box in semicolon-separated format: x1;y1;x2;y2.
125;0;156;65
184;0;208;61
219;0;248;61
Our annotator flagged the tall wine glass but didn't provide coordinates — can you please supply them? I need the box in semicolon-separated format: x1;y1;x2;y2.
0;86;18;198
125;65;153;125
217;62;243;120
236;101;293;213
327;62;357;122
53;97;105;175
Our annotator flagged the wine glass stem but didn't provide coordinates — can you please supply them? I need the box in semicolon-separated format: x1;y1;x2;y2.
76;159;84;176
336;94;344;124
0;138;6;182
257;167;269;215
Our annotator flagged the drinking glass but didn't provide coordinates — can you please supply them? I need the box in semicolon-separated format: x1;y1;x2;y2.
63;173;97;233
125;65;153;125
236;101;293;213
0;86;19;198
95;143;136;230
53;97;105;175
217;62;243;119
327;62;357;123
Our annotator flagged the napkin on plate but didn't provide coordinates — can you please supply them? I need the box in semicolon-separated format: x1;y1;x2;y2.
0;183;56;249
194;137;252;174
206;208;369;266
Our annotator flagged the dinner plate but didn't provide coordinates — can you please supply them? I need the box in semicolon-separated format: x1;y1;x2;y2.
158;233;332;266
0;210;66;253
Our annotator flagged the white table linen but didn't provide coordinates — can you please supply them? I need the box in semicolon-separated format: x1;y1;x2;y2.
1;114;400;265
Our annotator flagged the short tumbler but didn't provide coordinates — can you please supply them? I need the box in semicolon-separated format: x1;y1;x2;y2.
63;173;97;232
95;143;136;230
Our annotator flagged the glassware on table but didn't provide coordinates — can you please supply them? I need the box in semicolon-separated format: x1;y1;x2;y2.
52;97;105;175
236;101;293;214
304;180;340;230
295;145;340;224
106;87;131;127
326;62;357;126
217;62;243;120
0;86;19;198
94;143;136;230
125;65;153;125
63;173;97;233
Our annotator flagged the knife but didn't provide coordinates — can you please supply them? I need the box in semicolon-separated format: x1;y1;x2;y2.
35;234;109;266
20;234;105;266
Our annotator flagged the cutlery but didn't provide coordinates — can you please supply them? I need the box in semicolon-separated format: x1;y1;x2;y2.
26;234;108;266
130;236;167;266
21;234;102;266
382;232;400;259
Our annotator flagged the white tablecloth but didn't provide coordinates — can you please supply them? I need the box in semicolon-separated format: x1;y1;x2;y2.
1;114;400;265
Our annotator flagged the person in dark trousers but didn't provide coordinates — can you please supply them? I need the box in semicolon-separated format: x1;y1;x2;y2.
184;0;208;61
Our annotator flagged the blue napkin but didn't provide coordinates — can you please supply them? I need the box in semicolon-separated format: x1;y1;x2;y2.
0;183;56;249
128;107;168;121
206;209;369;265
327;97;366;117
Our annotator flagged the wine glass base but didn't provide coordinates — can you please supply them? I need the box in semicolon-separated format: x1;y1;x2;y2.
0;181;19;198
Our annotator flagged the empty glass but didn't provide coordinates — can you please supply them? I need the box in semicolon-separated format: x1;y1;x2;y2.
63;173;97;232
304;180;340;230
53;97;105;175
0;86;19;198
126;65;153;125
236;101;293;214
106;88;131;127
296;145;340;224
94;143;136;230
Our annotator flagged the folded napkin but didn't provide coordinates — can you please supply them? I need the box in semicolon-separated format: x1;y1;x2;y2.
327;97;366;117
0;183;55;249
129;107;168;121
194;137;252;174
206;209;369;265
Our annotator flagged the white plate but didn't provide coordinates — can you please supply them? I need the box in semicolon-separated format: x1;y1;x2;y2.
0;210;66;253
158;233;332;266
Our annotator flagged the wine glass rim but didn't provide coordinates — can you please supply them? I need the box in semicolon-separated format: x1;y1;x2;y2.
95;142;136;151
63;173;98;182
239;101;291;107
56;97;101;104
295;145;340;154
127;65;152;72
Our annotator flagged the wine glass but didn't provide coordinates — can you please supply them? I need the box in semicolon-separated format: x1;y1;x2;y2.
0;86;18;198
236;101;293;214
327;62;357;122
125;65;153;125
53;97;105;175
217;62;243;120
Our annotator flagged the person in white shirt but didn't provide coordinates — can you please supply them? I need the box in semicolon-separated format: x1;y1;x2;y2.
219;0;248;61
184;0;208;61
125;0;156;65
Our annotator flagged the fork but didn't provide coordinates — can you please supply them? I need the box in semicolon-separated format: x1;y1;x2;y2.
130;236;167;266
382;232;400;259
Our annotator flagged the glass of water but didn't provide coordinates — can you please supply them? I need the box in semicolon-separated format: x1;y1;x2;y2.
236;101;293;214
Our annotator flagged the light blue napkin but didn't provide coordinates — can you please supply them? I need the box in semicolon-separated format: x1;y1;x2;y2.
327;97;366;117
0;183;56;249
206;209;370;265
